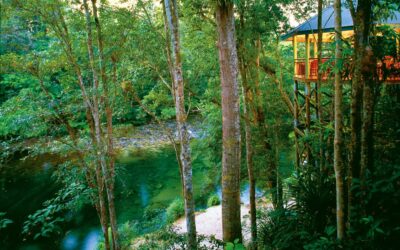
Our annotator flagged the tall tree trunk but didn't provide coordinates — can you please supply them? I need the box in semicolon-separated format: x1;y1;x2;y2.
252;39;281;209
269;40;285;210
358;2;373;188
317;0;325;173
360;46;375;218
239;57;257;249
237;10;257;247
216;1;242;243
347;0;372;230
95;165;111;250
161;0;185;195
36;75;111;250
244;99;257;249
40;4;116;249
164;0;197;248
82;1;120;249
360;73;374;179
90;1;120;248
334;0;345;240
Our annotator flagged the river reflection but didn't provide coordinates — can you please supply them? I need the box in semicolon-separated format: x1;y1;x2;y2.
0;146;209;249
62;229;100;250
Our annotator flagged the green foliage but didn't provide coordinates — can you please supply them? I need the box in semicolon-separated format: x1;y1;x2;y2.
98;221;140;250
0;213;13;230
166;198;185;223
303;237;338;250
1;0;399;249
206;193;220;207
0;87;49;138
347;163;400;249
259;163;336;249
133;226;223;250
226;239;246;250
22;205;65;240
258;208;308;249
22;172;91;240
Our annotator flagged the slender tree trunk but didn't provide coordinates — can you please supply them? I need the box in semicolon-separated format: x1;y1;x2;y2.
268;40;284;209
164;0;197;248
358;1;373;188
237;10;257;247
82;1;120;248
39;4;116;249
334;0;345;240
273;130;283;209
317;0;325;173
347;0;372;230
348;25;363;231
244;101;257;249
360;78;374;178
216;1;242;243
95;165;111;250
37;75;111;250
161;0;185;194
239;57;257;249
90;1;120;248
360;46;375;218
244;118;257;249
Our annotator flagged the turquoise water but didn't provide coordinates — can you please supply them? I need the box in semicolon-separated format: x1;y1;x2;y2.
0;146;209;250
0;144;277;250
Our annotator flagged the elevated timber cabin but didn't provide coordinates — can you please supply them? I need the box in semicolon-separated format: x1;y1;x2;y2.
281;4;400;167
282;4;400;83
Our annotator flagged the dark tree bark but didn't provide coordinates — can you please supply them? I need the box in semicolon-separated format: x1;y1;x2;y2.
347;0;373;230
164;0;197;248
317;0;326;173
237;9;257;248
334;0;345;240
238;56;257;249
216;1;242;243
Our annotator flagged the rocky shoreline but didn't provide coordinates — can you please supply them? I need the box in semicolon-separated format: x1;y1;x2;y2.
114;120;202;150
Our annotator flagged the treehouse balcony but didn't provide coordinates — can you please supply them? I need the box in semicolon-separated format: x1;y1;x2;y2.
281;3;400;84
294;56;400;83
281;3;400;168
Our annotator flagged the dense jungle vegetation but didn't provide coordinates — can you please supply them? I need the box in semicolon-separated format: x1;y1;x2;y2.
0;0;399;249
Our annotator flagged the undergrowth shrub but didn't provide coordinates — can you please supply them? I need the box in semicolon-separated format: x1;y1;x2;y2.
166;198;184;223
133;226;223;250
207;194;220;207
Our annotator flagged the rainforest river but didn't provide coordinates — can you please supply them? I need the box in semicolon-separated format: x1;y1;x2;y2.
0;146;206;250
1;145;265;250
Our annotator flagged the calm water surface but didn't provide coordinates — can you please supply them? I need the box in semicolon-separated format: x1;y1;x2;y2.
0;146;209;250
0;144;276;250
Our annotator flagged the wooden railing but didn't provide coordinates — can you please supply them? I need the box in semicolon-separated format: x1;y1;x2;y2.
377;56;400;82
294;56;400;82
294;58;333;80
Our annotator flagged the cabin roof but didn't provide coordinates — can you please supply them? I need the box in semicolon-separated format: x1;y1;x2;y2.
281;4;400;41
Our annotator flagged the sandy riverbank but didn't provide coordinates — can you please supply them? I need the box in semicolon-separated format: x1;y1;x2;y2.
174;205;251;242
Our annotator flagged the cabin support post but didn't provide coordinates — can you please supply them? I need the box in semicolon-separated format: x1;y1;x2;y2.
293;36;300;168
315;82;319;118
305;34;310;79
305;81;311;163
314;40;318;57
305;35;312;163
293;36;298;76
294;80;300;169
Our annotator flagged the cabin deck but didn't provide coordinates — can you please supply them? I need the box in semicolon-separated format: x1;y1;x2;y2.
294;56;400;83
